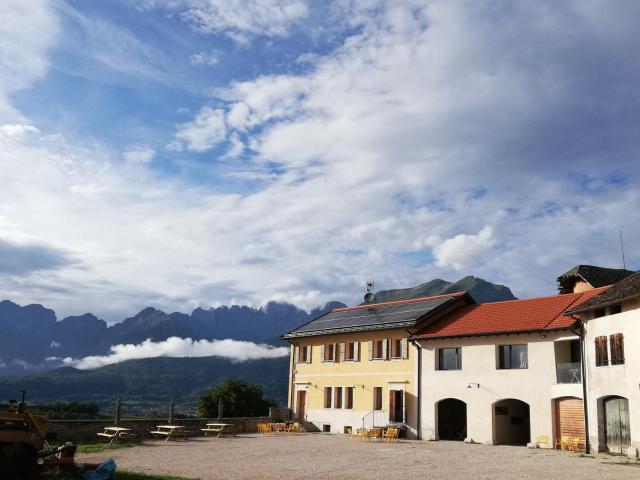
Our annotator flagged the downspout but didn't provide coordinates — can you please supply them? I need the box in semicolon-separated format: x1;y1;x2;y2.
286;339;295;421
570;317;590;454
411;339;422;440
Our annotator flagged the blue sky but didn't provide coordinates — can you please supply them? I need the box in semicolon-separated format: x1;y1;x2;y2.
1;0;639;321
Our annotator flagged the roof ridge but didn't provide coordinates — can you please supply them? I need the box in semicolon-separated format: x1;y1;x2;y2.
332;291;465;312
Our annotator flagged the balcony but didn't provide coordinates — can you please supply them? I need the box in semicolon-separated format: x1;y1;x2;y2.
556;362;582;384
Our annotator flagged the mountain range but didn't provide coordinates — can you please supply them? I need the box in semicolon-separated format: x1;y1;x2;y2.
0;275;515;377
0;276;515;410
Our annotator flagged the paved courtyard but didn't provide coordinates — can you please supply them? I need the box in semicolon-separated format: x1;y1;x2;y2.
77;434;640;480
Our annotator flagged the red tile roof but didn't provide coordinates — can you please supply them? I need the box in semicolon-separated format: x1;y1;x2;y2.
411;287;609;340
332;291;466;312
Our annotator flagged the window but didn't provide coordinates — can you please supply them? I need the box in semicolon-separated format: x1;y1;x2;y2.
609;304;622;315
334;387;343;409
438;347;462;370
344;342;358;361
345;387;354;409
610;333;625;365
299;345;311;363
390;339;402;359
323;344;335;362
371;340;385;360
498;344;528;369
595;336;608;366
324;387;332;408
373;387;383;410
594;308;606;318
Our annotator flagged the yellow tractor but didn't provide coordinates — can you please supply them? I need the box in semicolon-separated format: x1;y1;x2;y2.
0;391;50;479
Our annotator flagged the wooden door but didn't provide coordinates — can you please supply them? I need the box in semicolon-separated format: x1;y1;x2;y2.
605;397;631;454
297;391;306;420
554;397;585;449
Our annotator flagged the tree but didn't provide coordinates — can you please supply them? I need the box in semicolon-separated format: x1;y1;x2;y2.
198;379;277;418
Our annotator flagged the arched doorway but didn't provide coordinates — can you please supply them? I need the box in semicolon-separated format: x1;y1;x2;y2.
493;399;530;446
437;398;467;441
604;396;631;454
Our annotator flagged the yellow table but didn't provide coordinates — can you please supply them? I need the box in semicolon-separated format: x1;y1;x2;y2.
202;423;234;438
97;426;133;445
150;425;188;442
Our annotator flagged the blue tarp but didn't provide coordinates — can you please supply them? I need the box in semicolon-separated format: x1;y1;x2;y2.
81;458;117;480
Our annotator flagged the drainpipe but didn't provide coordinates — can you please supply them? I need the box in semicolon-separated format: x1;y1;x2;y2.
286;339;295;421
570;317;590;454
411;339;422;440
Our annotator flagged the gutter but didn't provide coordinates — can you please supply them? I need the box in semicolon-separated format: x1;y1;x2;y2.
285;339;295;420
569;316;591;454
410;339;422;440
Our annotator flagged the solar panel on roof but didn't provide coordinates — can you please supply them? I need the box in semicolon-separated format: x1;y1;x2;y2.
284;296;455;337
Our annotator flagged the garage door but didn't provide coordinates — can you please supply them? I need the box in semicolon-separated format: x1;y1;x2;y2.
554;397;585;448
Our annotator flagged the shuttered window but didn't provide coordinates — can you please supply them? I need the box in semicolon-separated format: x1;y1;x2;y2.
334;387;343;409
373;387;383;410
324;387;332;408
390;339;402;359
595;336;608;366
345;387;354;409
609;333;625;365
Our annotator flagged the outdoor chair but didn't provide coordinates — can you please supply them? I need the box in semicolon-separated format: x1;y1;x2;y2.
369;428;383;441
383;428;399;443
355;428;369;442
536;435;550;449
555;436;570;450
567;437;581;452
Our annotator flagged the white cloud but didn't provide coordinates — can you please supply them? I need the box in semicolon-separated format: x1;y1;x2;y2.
174;106;227;151
123;145;156;164
0;0;58;122
0;124;41;141
190;50;220;66
62;337;289;369
432;226;496;272
1;0;640;323
179;0;309;43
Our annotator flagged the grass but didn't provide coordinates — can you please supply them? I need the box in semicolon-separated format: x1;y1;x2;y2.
74;442;137;454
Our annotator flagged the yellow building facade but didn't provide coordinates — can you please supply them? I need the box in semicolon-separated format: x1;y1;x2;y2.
283;293;472;438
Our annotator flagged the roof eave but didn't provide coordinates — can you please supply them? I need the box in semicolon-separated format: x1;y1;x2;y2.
411;324;577;342
282;320;417;339
567;292;640;315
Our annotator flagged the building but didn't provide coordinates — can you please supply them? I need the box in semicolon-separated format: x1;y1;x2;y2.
282;292;473;437
557;265;633;294
410;289;604;447
566;270;640;457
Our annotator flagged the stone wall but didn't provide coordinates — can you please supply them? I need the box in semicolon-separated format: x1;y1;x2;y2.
47;416;272;443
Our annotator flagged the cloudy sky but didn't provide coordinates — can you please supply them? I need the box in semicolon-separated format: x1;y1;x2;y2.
1;0;639;322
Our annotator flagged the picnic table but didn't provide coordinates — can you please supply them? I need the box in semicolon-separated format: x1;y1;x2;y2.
97;426;134;445
201;422;234;438
150;425;188;442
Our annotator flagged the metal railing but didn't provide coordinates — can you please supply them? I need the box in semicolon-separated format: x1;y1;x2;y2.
362;409;376;429
556;362;582;384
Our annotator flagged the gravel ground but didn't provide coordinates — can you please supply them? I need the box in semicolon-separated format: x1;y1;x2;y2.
76;434;640;480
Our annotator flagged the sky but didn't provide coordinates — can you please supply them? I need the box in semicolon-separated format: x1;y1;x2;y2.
1;0;639;323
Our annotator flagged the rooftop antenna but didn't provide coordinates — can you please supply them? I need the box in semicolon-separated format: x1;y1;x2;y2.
364;282;375;304
619;230;627;270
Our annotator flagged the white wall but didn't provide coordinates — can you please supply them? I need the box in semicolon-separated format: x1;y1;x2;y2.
584;298;640;455
418;331;582;445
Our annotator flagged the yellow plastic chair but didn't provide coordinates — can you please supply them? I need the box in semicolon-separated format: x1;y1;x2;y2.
555;436;569;450
383;428;399;443
568;437;581;452
355;428;369;442
536;435;550;449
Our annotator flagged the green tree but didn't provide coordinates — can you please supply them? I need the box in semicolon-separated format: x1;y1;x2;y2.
198;379;276;418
